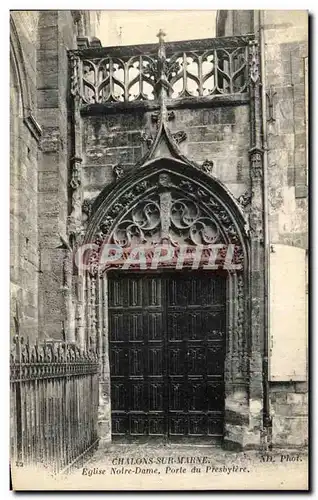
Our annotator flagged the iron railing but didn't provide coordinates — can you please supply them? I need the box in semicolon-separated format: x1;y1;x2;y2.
10;336;99;474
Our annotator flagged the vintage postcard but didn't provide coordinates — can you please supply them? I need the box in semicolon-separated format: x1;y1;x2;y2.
10;9;308;491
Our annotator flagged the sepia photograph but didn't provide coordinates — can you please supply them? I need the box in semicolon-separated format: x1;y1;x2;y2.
9;8;309;490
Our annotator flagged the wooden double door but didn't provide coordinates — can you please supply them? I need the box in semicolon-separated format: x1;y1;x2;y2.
108;271;226;441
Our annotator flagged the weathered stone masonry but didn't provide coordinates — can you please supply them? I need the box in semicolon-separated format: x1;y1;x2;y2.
64;30;267;448
10;10;308;450
217;10;308;448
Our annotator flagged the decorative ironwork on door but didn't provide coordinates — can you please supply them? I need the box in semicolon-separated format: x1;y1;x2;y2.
108;271;226;440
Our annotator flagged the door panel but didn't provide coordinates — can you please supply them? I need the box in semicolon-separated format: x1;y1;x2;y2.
108;271;225;440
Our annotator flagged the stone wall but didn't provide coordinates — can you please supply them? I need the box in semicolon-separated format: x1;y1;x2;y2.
217;9;308;448
216;10;254;37
81;97;253;445
263;10;308;448
82;105;250;202
10;10;100;341
37;10;78;340
11;10;308;449
264;10;308;248
217;10;308;247
270;382;308;447
10;12;40;342
11;11;39;112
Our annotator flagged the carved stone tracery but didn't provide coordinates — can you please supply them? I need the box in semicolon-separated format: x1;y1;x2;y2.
86;173;248;391
71;34;251;105
66;31;258;441
111;193;220;248
85;170;247;277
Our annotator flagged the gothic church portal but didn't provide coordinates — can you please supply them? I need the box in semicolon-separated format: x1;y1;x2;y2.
10;10;308;472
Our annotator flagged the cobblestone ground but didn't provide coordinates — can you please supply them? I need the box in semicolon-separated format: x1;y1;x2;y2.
62;442;308;491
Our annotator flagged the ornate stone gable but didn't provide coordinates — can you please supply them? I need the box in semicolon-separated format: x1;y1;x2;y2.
82;165;248;276
89;171;245;241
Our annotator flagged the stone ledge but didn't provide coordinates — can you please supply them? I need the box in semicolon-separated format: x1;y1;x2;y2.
80;94;250;116
72;34;255;59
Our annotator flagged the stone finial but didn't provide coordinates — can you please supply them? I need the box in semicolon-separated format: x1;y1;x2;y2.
201;160;214;175
155;28;172;101
158;173;173;188
141;132;154;148
112;164;125;182
238;191;252;208
82;198;94;218
248;40;259;84
172;131;187;144
156;29;166;44
249;147;263;179
89;36;102;48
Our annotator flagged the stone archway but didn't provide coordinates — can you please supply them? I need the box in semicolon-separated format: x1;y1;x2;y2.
78;157;252;446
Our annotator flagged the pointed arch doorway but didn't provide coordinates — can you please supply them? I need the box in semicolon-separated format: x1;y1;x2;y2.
82;157;250;444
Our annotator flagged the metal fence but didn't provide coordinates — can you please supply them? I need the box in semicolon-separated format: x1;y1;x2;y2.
10;336;100;474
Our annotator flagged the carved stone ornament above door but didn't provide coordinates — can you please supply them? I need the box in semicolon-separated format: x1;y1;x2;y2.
79;33;249;275
112;192;220;248
83;163;248;276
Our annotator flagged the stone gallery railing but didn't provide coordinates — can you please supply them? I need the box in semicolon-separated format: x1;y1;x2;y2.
70;34;254;106
10;336;99;474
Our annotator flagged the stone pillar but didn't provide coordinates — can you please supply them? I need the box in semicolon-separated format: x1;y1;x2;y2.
98;273;112;443
75;271;85;349
224;269;250;450
62;248;75;342
246;38;265;447
37;11;78;341
68;52;86;349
